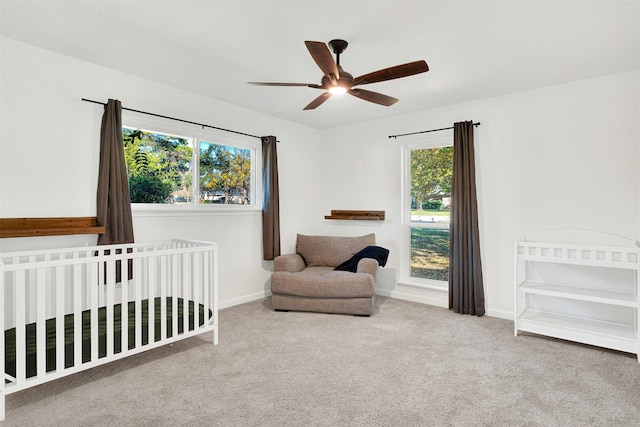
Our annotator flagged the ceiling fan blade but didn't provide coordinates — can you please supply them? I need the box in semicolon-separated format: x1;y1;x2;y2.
303;92;332;110
353;60;429;86
305;41;339;81
348;88;398;106
248;82;323;89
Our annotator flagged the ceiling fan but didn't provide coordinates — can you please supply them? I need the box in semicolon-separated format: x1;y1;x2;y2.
248;39;429;110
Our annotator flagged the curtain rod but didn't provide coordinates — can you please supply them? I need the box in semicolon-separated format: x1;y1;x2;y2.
82;98;261;139
388;122;481;139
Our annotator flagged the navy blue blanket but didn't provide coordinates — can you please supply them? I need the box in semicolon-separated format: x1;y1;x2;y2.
334;246;389;272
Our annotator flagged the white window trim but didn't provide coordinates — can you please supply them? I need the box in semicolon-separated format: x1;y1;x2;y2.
122;111;262;213
400;137;452;290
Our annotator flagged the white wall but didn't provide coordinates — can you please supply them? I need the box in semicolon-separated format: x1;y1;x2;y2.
0;37;321;307
306;70;640;318
2;37;639;318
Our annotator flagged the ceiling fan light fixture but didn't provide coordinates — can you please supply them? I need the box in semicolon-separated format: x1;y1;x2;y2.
328;85;347;95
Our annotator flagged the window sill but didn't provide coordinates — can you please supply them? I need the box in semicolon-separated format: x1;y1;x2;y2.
396;279;448;292
131;204;261;217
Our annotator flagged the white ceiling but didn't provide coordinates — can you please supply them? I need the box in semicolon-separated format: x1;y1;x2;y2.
1;1;639;129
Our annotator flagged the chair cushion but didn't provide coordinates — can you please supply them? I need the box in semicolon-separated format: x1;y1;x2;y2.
271;269;375;298
296;233;375;267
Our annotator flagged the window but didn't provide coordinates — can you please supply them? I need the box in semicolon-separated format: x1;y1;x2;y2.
122;119;258;208
123;128;193;204
402;139;453;286
199;141;251;205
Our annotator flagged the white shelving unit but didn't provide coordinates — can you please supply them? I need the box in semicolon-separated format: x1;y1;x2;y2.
514;230;640;362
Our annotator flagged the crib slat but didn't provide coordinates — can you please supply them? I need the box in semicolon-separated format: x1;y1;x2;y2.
27;256;36;327
160;255;167;341
212;245;219;345
203;250;209;329
36;268;46;377
106;259;115;358
134;257;142;349
121;252;129;353
90;261;99;362
73;262;82;367
55;265;65;372
182;253;189;334
193;252;201;331
0;265;4;422
171;254;178;338
148;256;155;344
15;270;26;384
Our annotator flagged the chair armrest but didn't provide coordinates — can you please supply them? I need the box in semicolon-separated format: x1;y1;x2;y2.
357;258;379;277
274;253;306;272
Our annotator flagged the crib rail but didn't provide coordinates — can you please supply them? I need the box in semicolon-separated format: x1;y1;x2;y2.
0;239;218;422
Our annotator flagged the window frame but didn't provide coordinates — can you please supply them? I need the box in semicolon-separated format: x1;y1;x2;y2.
122;112;261;213
400;137;453;290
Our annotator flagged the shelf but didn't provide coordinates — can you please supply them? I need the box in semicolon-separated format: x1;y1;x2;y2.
518;280;638;308
517;309;637;353
514;232;639;361
0;217;105;238
324;210;385;221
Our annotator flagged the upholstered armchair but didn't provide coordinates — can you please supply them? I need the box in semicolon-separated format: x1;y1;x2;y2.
270;233;388;316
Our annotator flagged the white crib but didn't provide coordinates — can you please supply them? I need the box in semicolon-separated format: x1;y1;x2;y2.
0;239;218;422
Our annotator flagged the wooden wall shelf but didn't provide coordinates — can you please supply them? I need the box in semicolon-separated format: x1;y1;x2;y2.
0;217;105;238
324;210;385;221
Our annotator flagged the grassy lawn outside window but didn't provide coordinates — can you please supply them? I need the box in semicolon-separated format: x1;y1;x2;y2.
406;144;453;283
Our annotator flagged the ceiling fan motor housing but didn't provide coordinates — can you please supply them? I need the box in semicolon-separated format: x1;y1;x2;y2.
328;39;348;55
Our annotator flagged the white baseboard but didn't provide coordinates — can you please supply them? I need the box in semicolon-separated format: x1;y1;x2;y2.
486;307;513;321
222;288;514;321
376;287;514;320
219;291;269;309
376;287;448;308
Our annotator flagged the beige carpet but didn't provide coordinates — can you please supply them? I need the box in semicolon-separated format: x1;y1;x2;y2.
4;296;640;426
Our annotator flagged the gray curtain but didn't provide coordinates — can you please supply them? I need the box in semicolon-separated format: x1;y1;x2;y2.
449;121;485;316
262;135;280;260
96;99;134;246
